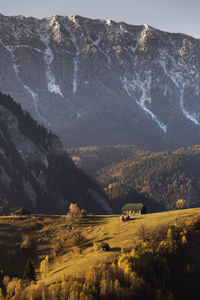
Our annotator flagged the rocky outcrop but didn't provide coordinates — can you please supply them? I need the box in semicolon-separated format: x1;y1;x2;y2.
0;93;112;215
0;14;200;149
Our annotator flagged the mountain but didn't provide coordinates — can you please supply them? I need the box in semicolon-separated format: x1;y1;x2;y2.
0;14;200;150
93;146;200;212
0;92;112;215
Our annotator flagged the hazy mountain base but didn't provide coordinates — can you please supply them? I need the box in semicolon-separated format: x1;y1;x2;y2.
1;209;200;299
67;144;147;175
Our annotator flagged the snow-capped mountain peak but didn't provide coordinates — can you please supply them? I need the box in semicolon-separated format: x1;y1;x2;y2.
0;14;200;149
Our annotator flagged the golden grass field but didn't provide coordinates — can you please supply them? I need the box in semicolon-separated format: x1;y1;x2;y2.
1;208;200;288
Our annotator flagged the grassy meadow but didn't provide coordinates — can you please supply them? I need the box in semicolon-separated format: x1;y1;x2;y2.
1;208;200;290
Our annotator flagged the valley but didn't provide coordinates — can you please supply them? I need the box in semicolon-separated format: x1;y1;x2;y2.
0;7;199;299
68;145;200;212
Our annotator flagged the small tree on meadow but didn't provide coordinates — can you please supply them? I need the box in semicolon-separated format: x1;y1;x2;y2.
176;199;186;209
20;235;31;250
167;227;175;242
69;203;81;217
66;203;81;224
40;256;49;278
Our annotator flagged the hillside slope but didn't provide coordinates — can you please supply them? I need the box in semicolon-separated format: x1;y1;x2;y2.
1;209;200;299
95;146;200;212
0;93;112;215
0;14;200;149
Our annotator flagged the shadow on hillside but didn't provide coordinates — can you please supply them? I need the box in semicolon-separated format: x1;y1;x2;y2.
110;247;121;252
96;237;112;243
78;216;111;227
50;265;71;276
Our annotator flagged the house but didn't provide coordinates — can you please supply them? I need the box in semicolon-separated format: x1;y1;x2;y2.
122;203;146;216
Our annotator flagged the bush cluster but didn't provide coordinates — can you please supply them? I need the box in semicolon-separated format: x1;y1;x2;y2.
93;242;110;252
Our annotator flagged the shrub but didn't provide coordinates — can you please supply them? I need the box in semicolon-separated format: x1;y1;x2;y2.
185;216;200;230
6;278;18;297
81;209;87;217
101;243;110;251
93;241;100;251
176;199;186;209
68;203;81;218
14;279;23;298
20;235;31;250
167;228;175;243
3;276;10;286
94;242;110;252
66;203;82;224
120;215;130;222
181;235;187;244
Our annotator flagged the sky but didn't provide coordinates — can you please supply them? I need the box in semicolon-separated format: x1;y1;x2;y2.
0;0;199;38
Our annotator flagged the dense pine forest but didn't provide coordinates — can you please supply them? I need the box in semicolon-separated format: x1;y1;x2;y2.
97;147;200;212
68;146;200;212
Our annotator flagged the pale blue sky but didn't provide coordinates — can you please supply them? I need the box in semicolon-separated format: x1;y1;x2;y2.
1;0;199;38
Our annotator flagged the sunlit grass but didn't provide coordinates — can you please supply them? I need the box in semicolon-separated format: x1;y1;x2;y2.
1;208;200;288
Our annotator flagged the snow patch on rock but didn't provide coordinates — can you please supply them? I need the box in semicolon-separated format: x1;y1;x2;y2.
106;19;111;26
121;73;167;133
65;22;80;93
24;85;50;126
159;50;200;126
40;30;63;98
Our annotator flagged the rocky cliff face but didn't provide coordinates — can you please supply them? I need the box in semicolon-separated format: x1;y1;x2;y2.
0;93;112;214
0;14;200;149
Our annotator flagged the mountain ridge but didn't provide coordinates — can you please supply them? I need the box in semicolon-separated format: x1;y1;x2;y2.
0;13;200;149
0;13;199;40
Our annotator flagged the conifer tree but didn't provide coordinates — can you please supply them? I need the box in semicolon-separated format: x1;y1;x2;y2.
23;260;36;281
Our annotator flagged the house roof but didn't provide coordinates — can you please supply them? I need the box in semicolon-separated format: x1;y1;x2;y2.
122;203;144;211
